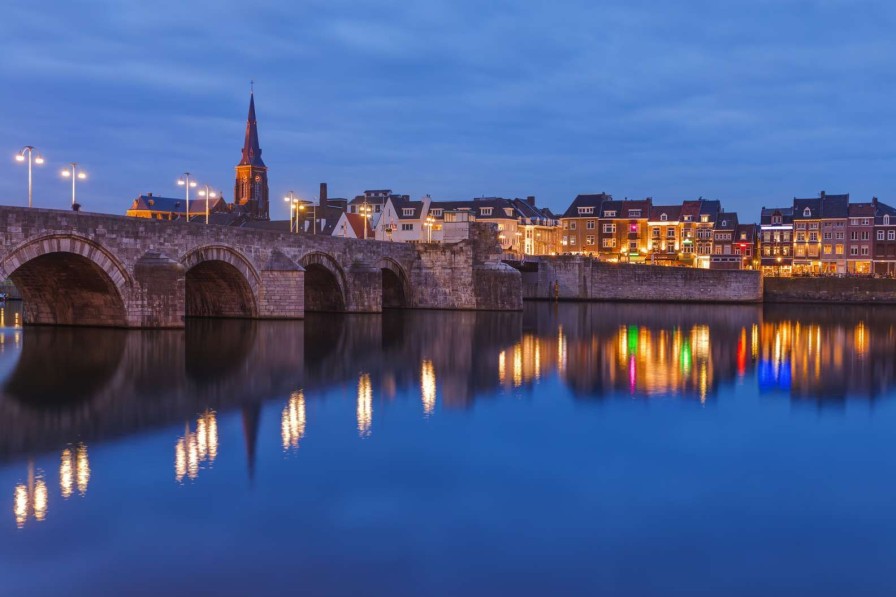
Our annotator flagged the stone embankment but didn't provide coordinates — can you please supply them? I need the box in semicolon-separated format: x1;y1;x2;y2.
764;277;896;304
517;257;762;303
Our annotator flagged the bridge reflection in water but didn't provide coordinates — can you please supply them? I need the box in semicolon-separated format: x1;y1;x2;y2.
4;301;896;527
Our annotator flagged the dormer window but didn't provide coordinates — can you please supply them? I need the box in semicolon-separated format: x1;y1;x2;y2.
605;210;616;217
803;207;811;217
628;209;641;217
772;215;782;224
432;209;443;217
402;208;414;217
480;207;493;216
683;215;692;222
721;220;727;227
578;206;594;215
660;213;668;221
885;215;891;225
504;208;514;217
700;215;709;223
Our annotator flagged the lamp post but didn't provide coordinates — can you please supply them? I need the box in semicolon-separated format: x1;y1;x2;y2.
197;185;218;225
424;215;435;243
359;201;372;240
284;191;304;233
177;173;197;222
15;146;44;208
60;163;87;210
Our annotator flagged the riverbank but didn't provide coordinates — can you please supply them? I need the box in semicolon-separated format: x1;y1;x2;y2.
764;276;896;304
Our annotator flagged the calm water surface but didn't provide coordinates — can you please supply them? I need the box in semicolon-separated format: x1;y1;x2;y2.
0;302;895;595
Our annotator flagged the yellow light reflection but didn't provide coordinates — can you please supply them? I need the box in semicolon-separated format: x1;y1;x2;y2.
281;391;306;451
76;444;90;496
14;462;47;528
357;373;372;438
60;448;73;499
175;411;218;482
421;360;436;415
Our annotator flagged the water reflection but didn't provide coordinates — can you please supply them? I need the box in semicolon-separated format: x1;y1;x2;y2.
175;410;218;483
3;301;896;530
281;391;306;452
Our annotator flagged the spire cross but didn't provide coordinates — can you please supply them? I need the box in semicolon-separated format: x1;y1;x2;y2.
250;80;254;93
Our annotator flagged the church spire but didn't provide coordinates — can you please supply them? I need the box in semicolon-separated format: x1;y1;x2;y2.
239;91;265;167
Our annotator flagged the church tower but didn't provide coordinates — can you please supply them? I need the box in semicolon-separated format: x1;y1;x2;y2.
234;90;269;219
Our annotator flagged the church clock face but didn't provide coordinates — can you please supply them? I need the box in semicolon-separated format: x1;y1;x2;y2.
254;175;261;182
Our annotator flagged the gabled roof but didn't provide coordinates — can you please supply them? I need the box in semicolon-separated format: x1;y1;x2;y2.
560;193;610;219
793;197;822;219
848;202;877;217
429;198;519;220
760;206;794;226
128;194;224;216
874;200;896;224
715;212;739;230
387;196;426;220
698;199;721;219
820;194;849;219
736;223;758;241
680;200;703;218
344;212;374;237
648;205;682;222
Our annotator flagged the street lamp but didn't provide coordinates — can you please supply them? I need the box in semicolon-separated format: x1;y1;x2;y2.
15;146;44;208
197;185;218;224
60;163;87;210
424;215;435;243
359;201;372;240
177;172;197;222
284;191;303;233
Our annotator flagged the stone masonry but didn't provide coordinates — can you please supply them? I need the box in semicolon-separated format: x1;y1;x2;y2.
0;206;522;328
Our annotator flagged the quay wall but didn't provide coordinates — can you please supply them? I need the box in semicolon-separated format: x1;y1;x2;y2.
764;277;896;304
520;257;763;303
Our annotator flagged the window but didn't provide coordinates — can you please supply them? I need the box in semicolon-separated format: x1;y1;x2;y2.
850;246;859;256
402;208;415;217
629;241;638;251
586;220;595;229
667;228;676;238
603;223;616;234
772;215;782;224
480;207;493;216
764;232;771;242
862;231;870;240
401;223;414;231
836;244;844;255
809;223;819;230
824;245;832;255
660;213;668;221
863;218;871;226
569;221;576;230
795;246;806;257
562;221;569;229
569;237;576;246
889;231;896;241
714;245;723;255
586;235;595;245
763;246;771;256
602;238;616;248
835;232;844;240
628;210;641;217
578;206;594;215
862;246;870;256
652;227;661;238
604;210;617;217
885;215;891;225
700;215;709;223
504;208;514;217
850;231;858;240
431;209;443;217
823;232;832;240
375;205;381;213
803;207;811;217
878;230;886;241
683;215;693;222
796;222;806;230
809;232;818;242
796;232;806;242
850;218;860;225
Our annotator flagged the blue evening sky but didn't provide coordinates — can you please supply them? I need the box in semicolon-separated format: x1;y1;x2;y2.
2;0;895;220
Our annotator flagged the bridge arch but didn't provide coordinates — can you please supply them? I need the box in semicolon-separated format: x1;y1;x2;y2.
181;245;260;318
299;252;347;312
379;258;411;308
0;233;131;327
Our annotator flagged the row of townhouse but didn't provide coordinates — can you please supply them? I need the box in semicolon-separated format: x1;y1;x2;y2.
760;192;896;276
559;195;757;269
360;195;560;255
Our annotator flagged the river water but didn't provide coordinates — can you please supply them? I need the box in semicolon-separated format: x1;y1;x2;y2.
0;301;894;595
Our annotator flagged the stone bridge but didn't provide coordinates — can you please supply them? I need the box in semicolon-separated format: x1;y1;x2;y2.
0;206;522;327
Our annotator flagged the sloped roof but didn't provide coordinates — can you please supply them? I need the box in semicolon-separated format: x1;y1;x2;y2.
760;206;794;226
648;205;682;222
793;198;822;219
344;212;374;238
128;194;224;216
715;212;739;230
820;194;849;219
560;193;610;218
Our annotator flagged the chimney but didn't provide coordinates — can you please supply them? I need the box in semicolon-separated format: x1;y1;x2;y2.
526;195;536;206
820;190;826;198
320;182;328;204
147;192;153;197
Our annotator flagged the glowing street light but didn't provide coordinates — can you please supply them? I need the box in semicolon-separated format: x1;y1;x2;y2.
284;191;301;233
359;201;372;240
15;146;44;208
424;215;435;243
177;172;197;222
60;163;87;210
196;184;218;225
